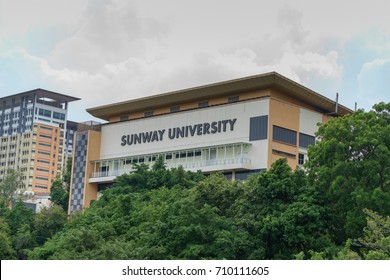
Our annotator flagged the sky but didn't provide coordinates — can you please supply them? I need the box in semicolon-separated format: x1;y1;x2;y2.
0;0;389;122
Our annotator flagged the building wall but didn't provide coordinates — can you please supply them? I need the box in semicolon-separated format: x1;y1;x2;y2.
69;131;88;214
69;129;101;215
83;130;101;209
268;97;300;168
32;123;62;194
100;98;270;171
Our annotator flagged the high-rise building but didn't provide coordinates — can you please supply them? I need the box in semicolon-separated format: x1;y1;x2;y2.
69;72;353;214
0;89;79;200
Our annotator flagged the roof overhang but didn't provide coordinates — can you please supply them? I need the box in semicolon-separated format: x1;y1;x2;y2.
87;72;353;121
1;88;80;103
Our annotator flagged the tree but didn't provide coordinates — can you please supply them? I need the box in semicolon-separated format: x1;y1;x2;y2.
0;169;24;208
358;209;390;259
5;200;35;259
306;102;390;242
235;159;324;259
33;205;67;245
50;177;69;211
63;156;73;187
50;156;72;211
0;217;16;259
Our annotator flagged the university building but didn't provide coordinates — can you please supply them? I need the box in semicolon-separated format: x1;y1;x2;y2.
0;89;79;210
69;72;353;214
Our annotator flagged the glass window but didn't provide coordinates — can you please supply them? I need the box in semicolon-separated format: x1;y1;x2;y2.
298;153;305;165
170;106;180;113
53;112;65;120
120;115;128;121
299;133;315;148
144;111;154;117
198;101;208;108
249;115;268;141
273;126;297;146
38;108;52;118
228;96;239;103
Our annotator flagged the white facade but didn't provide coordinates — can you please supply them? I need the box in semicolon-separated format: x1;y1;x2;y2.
91;99;270;182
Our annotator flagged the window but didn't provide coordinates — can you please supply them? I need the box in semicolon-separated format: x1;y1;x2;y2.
38;118;51;123
299;133;315;148
40;126;52;131
176;152;187;158
123;159;132;165
223;172;233;180
228;96;239;103
298;153;305;165
198;101;208;108
144;111;154;117
272;149;296;158
249;115;268;141
273;126;297;146
120;115;128;121
38;108;51;118
235;169;263;180
170;106;180;113
53;112;65;120
39;143;52;147
36;168;49;172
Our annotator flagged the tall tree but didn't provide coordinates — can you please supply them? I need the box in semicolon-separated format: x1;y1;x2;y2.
238;159;324;259
0;169;24;208
0;217;16;259
358;209;390;260
62;156;73;188
33;205;67;245
306;102;390;242
5;200;35;259
50;177;69;211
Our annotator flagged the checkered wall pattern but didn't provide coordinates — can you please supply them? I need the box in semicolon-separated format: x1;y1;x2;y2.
69;131;88;214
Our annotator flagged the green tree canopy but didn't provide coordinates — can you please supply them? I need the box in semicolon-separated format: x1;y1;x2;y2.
50;177;69;212
0;169;24;208
306;102;390;242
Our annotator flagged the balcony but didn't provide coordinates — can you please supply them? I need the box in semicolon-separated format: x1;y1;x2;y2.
89;142;252;183
89;157;251;183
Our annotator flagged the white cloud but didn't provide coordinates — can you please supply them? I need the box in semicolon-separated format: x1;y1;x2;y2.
46;0;169;72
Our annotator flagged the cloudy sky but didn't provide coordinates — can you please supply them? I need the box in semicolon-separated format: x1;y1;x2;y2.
0;0;389;122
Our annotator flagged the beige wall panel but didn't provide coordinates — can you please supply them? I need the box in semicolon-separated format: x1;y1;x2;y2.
271;153;297;170
268;98;300;169
83;130;101;208
299;108;323;135
270;89;320;112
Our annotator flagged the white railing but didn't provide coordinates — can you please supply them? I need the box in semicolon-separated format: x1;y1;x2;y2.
90;157;251;178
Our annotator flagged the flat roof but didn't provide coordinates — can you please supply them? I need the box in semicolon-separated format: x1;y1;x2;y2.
0;88;80;103
87;72;353;120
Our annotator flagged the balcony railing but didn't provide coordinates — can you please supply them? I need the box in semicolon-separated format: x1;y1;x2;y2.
90;157;251;179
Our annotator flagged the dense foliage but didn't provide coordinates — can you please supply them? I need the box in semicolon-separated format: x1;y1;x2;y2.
0;102;389;260
50;157;73;212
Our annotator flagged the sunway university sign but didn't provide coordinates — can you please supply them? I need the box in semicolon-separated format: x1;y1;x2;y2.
121;118;237;146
